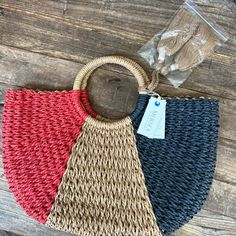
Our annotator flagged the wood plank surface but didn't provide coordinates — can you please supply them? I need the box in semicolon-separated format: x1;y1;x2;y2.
0;45;236;135
0;0;235;54
0;1;235;100
0;230;20;236
0;190;73;236
0;0;235;235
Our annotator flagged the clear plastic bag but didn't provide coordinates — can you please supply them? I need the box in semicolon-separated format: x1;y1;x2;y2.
138;0;229;88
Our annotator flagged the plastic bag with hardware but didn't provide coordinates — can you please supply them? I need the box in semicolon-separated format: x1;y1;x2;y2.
138;0;229;88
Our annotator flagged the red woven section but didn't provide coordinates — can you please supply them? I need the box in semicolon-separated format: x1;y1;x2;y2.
2;90;93;223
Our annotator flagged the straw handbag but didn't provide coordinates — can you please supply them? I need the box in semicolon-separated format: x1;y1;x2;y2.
2;56;219;236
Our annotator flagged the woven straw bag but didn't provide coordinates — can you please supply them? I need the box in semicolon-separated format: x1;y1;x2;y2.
2;56;219;236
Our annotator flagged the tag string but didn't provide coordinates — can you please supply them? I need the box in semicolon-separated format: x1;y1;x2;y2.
139;89;162;100
147;70;160;91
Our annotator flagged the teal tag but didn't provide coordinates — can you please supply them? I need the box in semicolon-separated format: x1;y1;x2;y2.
137;97;166;139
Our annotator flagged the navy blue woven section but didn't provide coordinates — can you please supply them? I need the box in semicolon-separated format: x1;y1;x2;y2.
130;95;219;236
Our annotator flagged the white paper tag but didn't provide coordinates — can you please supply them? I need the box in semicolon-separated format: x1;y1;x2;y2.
137;97;166;139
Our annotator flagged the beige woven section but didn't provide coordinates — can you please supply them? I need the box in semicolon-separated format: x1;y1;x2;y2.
46;118;160;236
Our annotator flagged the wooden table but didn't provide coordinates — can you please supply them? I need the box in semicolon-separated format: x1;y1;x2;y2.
0;0;236;235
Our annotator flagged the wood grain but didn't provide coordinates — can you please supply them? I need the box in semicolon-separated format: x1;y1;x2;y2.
0;45;140;118
215;138;236;185
173;209;236;236
204;180;236;219
0;0;235;53
0;190;74;236
0;45;236;121
0;0;235;235
0;230;21;236
0;1;235;100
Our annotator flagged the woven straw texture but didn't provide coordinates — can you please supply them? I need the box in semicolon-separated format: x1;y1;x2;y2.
2;90;219;236
2;90;88;223
130;95;219;236
2;55;219;236
46;119;160;236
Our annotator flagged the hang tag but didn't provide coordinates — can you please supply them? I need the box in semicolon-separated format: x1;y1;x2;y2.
137;97;166;139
